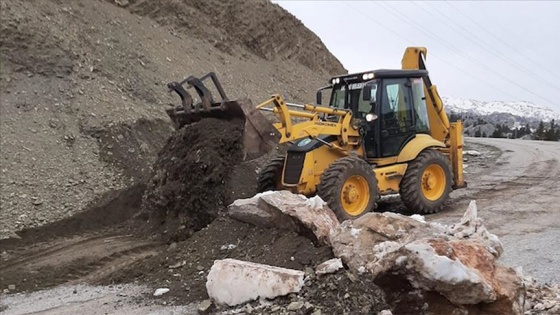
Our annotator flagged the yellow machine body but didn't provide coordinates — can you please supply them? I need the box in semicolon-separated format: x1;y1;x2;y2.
254;47;465;218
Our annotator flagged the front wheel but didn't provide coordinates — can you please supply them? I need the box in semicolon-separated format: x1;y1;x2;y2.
256;155;285;193
400;149;453;214
318;157;378;221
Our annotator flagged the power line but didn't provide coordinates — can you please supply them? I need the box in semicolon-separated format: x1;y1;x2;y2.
343;2;524;102
444;1;560;80
372;1;557;107
416;1;560;90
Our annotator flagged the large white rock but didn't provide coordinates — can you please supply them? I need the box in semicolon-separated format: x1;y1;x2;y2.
329;201;524;314
228;191;339;245
206;259;305;306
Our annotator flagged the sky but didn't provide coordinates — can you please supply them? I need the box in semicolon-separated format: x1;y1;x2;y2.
272;1;560;112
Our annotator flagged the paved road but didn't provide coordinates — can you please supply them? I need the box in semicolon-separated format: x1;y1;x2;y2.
432;138;560;284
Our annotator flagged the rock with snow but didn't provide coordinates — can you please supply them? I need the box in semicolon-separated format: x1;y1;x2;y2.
228;191;339;245
227;193;298;230
446;200;503;257
330;201;524;314
329;211;445;272
315;258;343;276
206;259;305;306
153;288;169;296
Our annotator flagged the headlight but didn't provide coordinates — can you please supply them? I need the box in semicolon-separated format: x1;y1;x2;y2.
331;78;340;84
366;113;378;122
362;73;374;80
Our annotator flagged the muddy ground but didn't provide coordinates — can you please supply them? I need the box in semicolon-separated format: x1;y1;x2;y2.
2;138;558;315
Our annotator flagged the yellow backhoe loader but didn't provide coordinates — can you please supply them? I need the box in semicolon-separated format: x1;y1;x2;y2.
165;47;466;221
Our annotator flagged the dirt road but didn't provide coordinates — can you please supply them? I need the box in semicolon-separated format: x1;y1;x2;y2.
433;138;560;284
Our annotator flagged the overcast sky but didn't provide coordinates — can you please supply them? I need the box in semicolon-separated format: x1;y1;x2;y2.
273;1;560;112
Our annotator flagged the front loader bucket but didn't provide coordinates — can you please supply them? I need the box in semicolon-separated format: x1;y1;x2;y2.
166;99;279;160
165;72;279;160
235;98;280;160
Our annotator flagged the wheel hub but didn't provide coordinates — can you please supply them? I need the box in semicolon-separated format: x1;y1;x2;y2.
423;173;436;190
421;164;446;201
340;175;370;216
343;185;360;203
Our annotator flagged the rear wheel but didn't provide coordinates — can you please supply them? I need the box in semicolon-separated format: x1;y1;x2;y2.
256;155;285;193
400;149;453;214
318;157;378;221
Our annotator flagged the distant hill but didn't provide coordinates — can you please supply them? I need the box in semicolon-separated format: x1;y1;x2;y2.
443;96;560;124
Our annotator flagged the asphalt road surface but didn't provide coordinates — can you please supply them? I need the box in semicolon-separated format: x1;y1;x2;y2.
432;138;560;284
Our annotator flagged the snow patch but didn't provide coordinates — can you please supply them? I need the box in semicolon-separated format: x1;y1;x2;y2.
350;228;362;237
405;242;483;285
410;214;426;223
252;191;275;199
305;195;327;209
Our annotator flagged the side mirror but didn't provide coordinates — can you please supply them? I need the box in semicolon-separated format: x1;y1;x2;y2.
316;90;322;105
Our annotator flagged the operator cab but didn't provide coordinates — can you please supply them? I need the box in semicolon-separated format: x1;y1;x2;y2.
316;69;431;159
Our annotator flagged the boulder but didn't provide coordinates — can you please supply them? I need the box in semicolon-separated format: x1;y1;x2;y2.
206;258;305;306
329;211;445;272
329;201;524;314
228;191;339;245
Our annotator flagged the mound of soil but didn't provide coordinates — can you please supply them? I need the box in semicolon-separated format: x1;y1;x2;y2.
142;118;245;241
102;216;333;303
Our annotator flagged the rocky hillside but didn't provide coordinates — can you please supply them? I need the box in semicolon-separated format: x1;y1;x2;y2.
0;0;346;238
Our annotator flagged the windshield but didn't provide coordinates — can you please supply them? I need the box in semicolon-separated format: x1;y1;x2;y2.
329;81;378;118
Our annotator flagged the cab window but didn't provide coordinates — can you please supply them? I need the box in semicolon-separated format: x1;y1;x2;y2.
411;78;430;133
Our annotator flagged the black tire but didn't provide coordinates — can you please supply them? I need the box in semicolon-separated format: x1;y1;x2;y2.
400;149;453;214
318;156;378;221
256;155;285;193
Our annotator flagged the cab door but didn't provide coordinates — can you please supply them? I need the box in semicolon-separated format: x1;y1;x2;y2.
378;78;416;157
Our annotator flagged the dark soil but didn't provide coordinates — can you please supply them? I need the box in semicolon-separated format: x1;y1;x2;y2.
101;215;333;304
252;270;388;315
141;118;245;242
0;184;146;250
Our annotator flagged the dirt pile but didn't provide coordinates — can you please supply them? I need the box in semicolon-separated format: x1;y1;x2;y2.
101;216;333;303
0;0;345;238
142;118;245;241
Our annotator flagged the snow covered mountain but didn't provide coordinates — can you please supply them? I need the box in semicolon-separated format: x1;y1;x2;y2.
442;96;560;122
